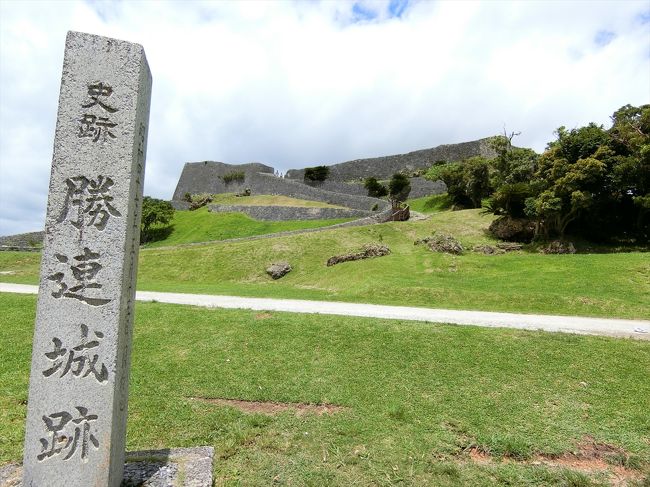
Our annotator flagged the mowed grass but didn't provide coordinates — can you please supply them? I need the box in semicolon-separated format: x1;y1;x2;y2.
1;207;648;319
409;194;454;213
1;293;648;485
210;193;345;208
142;206;353;248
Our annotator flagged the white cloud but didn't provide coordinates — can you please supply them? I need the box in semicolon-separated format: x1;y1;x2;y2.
1;0;648;235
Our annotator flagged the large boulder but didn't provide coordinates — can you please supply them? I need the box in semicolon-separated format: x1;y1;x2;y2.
489;216;535;242
266;262;292;279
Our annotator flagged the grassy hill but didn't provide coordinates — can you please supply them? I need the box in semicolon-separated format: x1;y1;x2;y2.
142;206;354;248
1;198;648;319
209;194;346;208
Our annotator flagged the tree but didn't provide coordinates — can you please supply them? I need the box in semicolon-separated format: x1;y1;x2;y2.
489;132;538;187
519;107;650;241
304;166;330;183
463;156;492;208
425;163;469;207
140;196;175;243
364;177;388;197
425;158;491;209
388;173;411;209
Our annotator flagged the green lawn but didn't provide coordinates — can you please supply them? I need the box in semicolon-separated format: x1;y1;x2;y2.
408;194;453;213
1;208;648;319
1;293;648;485
142;207;353;247
209;193;345;208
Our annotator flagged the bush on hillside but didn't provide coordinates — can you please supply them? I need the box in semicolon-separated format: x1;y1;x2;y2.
304;166;330;183
364;177;388;198
141;197;175;243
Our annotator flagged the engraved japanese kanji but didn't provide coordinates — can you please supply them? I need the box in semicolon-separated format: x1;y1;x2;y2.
58;175;121;230
46;247;111;306
78;82;118;142
42;324;109;383
37;406;99;462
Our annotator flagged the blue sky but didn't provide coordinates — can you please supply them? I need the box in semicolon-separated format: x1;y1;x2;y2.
0;0;649;235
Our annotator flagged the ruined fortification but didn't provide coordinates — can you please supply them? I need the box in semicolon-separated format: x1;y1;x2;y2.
171;138;493;214
285;138;496;181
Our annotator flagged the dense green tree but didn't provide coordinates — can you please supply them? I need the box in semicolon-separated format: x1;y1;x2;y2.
425;163;470;207
304;166;330;183
519;104;650;241
364;177;388;197
425;157;491;209
141;196;175;243
463;156;492;208
489;133;538;187
388;173;411;208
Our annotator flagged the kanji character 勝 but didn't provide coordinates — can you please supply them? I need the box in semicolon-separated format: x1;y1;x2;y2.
58;175;121;230
37;406;99;462
42;324;109;383
46;247;111;306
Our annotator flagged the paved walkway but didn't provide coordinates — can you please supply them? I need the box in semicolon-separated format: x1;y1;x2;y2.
2;283;648;340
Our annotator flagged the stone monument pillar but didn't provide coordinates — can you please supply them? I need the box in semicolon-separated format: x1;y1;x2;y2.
22;31;152;487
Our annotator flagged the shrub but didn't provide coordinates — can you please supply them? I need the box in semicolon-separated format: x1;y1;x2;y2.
388;173;411;208
304;166;330;183
221;171;245;185
141;197;175;243
364;177;388;198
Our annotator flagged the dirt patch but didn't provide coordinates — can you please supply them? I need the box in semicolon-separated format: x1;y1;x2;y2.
254;312;273;319
190;397;347;416
461;437;645;485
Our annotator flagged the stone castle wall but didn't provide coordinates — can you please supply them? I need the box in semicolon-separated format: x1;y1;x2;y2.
285;138;496;181
172;161;274;200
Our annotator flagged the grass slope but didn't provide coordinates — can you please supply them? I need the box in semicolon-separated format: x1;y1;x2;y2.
1;207;648;319
143;206;353;247
210;193;345;208
1;293;648;485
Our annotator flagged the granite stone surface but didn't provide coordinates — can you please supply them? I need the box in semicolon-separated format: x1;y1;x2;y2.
1;447;213;487
21;31;151;487
285;138;497;181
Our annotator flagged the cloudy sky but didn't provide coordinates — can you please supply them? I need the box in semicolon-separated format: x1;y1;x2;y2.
0;0;648;236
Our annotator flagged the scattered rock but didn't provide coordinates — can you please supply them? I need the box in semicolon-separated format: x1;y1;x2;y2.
419;233;463;255
541;240;576;254
489;216;535;242
473;244;504;255
496;242;523;252
266;261;292;279
327;244;390;267
189;193;213;211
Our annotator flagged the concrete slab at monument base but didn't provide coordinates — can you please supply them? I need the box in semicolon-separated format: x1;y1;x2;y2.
0;446;214;487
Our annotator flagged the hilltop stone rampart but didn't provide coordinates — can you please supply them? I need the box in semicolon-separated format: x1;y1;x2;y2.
285;138;496;181
172;161;274;200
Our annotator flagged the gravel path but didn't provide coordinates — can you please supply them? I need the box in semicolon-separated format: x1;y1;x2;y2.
2;283;648;340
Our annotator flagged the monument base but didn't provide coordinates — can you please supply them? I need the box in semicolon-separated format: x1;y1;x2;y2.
0;446;213;487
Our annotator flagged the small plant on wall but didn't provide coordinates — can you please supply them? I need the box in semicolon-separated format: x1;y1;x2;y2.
221;171;245;185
